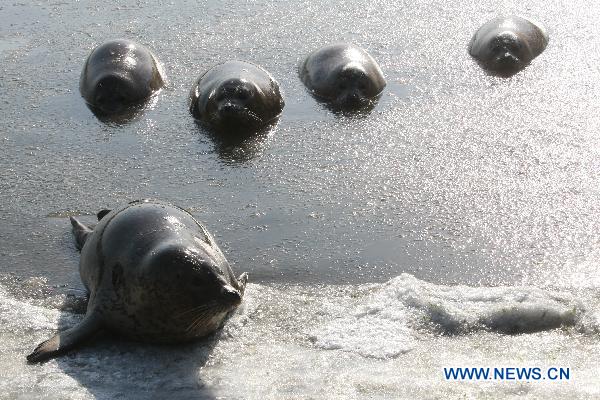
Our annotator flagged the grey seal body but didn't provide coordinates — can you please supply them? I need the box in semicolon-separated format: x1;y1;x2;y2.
189;60;284;133
299;43;386;110
27;199;247;363
469;16;549;75
80;39;166;115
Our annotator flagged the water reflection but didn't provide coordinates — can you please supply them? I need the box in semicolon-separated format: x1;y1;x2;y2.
85;102;148;125
316;92;382;118
195;120;276;164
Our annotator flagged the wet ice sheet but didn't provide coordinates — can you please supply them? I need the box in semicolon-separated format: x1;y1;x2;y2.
2;272;599;399
1;0;600;287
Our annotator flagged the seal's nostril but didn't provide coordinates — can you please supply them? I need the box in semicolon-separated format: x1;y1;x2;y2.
221;286;241;304
341;91;364;107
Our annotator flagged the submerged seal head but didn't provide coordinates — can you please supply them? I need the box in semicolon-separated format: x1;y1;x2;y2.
27;199;247;363
299;43;386;111
80;39;166;116
469;16;549;75
189;60;284;134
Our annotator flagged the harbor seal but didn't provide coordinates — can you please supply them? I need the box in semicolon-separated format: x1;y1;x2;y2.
189;60;284;133
299;43;386;110
80;39;166;115
27;199;247;363
469;16;549;75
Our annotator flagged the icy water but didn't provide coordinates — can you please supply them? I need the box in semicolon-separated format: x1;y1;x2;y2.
1;0;600;398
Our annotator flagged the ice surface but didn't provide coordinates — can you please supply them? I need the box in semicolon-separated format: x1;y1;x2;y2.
2;273;599;399
310;274;582;359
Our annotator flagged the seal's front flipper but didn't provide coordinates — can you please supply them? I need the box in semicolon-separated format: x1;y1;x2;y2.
237;272;248;295
26;313;102;363
97;209;111;220
70;217;93;251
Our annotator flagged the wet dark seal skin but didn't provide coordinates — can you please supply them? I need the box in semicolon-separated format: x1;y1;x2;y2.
80;39;166;116
189;60;284;133
299;43;386;111
27;199;247;363
469;16;549;76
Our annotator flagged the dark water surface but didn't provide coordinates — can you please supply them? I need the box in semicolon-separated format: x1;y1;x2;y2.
1;0;599;290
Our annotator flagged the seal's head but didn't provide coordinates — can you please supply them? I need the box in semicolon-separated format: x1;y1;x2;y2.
469;16;549;76
330;61;383;109
480;31;531;73
204;78;267;130
190;61;284;134
80;39;166;116
300;43;386;112
134;242;246;339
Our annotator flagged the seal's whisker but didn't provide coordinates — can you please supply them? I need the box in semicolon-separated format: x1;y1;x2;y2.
174;304;214;318
246;110;263;123
186;307;215;329
187;312;213;333
185;301;229;333
174;298;223;320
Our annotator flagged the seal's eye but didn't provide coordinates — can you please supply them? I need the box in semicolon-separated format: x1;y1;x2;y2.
216;92;226;102
237;89;250;100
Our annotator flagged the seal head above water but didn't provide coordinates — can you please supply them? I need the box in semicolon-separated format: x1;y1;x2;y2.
469;16;549;75
27;199;247;363
299;43;386;110
189;60;284;134
80;39;166;116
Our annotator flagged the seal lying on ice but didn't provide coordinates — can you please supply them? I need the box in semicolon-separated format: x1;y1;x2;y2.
27;199;247;363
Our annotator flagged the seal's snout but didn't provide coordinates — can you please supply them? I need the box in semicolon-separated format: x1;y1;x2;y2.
341;91;366;107
495;52;519;67
218;101;246;115
334;64;375;108
92;75;135;112
214;80;257;122
490;51;522;74
220;285;242;306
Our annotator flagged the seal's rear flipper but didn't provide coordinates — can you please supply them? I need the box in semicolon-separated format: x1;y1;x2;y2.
26;313;103;363
70;217;93;251
97;209;111;220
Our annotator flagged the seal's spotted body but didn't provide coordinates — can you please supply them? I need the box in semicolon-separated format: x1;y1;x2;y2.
27;199;247;362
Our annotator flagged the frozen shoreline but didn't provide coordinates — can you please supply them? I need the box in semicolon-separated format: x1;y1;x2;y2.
2;273;598;399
